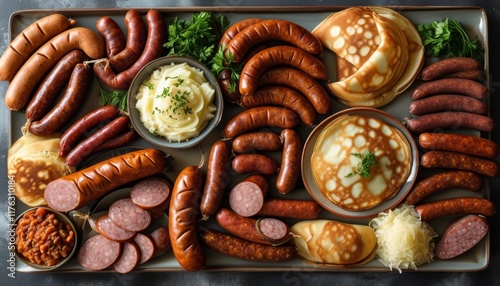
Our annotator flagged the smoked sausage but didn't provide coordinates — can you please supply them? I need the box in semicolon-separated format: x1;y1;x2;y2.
276;128;302;194
95;213;136;243
0;14;75;81
419;57;483;81
418;132;499;159
229;175;269;217
411;78;488;101
109;198;152;232
94;130;138;152
409;94;488;115
239;45;327;96
200;140;231;220
224;106;299;139
96;16;126;58
4;27;104;111
232;131;283;153
219;18;263;48
130;177;171;210
256;198;322;220
44;148;170;212
216;208;272;245
421;150;498;177
231;153;279;176
112;241;140;273
168;166;206;271
414;197;495;221
225;19;323;62
404;112;495;133
78;234;122;271
200;229;297;262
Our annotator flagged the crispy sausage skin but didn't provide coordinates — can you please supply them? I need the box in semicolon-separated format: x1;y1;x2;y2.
404;112;495;133
4;27;104;111
219;18;263;48
240;86;317;126
168;166;206;272
225;19;323;63
259;67;331;114
276;129;302;194
25;50;88;122
232;154;279;176
414;197;495;221
239;45;327;96
256;198;322;219
419;57;483;81
224;106;299;139
96;16;126;58
28;63;92;136
93;9;166;90
0;14;75;81
418;132;499;159
411;78;488;101
200;140;231;220
108;9;148;72
409;94;488;115
232;131;283;153
201;229;297;262
406;171;482;205
94;130;138;152
420;150;498;177
44;148;170;212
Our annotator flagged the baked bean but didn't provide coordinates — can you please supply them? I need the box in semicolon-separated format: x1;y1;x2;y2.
15;208;76;266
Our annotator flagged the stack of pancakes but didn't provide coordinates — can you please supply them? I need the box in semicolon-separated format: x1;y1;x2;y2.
313;7;424;107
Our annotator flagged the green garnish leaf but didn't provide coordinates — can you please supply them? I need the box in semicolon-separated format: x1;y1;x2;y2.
417;18;483;60
98;83;128;112
345;150;377;178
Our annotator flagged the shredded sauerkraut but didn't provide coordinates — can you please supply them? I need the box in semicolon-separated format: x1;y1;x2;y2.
368;203;438;273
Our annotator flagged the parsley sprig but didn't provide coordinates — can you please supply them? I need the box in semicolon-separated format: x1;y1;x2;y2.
417;18;483;60
98;83;128;112
345;150;377;178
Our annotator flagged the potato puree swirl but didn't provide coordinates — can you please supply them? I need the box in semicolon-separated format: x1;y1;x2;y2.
135;62;216;142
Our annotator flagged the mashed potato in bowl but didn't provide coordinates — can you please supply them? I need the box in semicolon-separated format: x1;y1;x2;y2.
134;62;216;142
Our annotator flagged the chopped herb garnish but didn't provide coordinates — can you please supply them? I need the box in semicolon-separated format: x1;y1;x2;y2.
345;150;377;178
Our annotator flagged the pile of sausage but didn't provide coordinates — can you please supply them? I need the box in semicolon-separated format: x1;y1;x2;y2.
78;176;172;273
218;18;332;125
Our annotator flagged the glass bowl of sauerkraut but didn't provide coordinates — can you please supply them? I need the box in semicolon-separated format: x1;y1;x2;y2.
128;55;223;149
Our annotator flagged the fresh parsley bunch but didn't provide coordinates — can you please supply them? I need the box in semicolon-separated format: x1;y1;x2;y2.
417;18;483;60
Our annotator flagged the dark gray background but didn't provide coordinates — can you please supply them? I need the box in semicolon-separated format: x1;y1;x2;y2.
1;0;499;285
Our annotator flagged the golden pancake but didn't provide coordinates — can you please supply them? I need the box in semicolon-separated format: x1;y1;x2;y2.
311;114;412;211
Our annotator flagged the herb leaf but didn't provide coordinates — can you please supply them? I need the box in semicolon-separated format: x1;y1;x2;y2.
417;18;483;60
345;150;377;178
98;83;128;111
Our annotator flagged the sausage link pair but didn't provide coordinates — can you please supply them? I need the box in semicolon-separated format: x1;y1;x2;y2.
421;150;498;177
276;129;302;194
93;9;166;90
4;27;104;111
418;132;499;159
239;45;327;96
168;166;206;272
200;140;231;220
404;112;495;134
25;50;88;122
414;197;495;221
240;86;317;126
0;14;75;81
419;57;483;81
219;18;263;48
27;63;92;136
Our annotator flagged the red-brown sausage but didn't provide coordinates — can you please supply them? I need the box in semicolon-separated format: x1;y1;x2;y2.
404;112;495;133
409;94;488;115
232;131;283;153
229;174;269;217
94;130;138;152
28;63;92;136
168;166;206;272
218;68;242;103
95;213;136;243
200;140;231;220
216;208;271;245
256;198;322;219
232;153;279;176
0;14;75;81
405;171;483;205
44;148;170;212
65;116;131;167
108;198;152;232
419;57;483;81
96;16;126;58
239;45;327;96
219;18;263;48
418;132;499;159
224;106;299;139
225;19;323;63
149;226;171;256
240;86;317;125
4;27;104;111
93;9;167;90
420;150;498;177
411;78;488;101
78;234;122;271
442;69;485;82
259;67;331;114
113;241;140;273
435;215;489;259
26;50;88;122
276;129;302;194
200;229;297;262
130;177;171;210
256;217;291;245
414;197;495;221
108;9;148;72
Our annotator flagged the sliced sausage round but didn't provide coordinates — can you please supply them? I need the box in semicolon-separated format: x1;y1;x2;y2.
133;233;156;264
112;241;140;273
109;198;152;232
149;226;171;256
77;234;122;271
96;213;136;242
131;177;171;210
229;175;269;217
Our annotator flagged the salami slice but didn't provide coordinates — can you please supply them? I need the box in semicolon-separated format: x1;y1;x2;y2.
77;234;122;271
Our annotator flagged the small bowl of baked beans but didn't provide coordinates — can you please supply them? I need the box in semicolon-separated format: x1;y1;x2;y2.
14;207;77;270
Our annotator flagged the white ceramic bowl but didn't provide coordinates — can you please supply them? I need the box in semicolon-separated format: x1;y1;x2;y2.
302;107;419;219
127;55;223;149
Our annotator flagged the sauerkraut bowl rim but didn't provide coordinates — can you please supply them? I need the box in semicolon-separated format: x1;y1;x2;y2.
127;55;224;150
301;107;419;220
